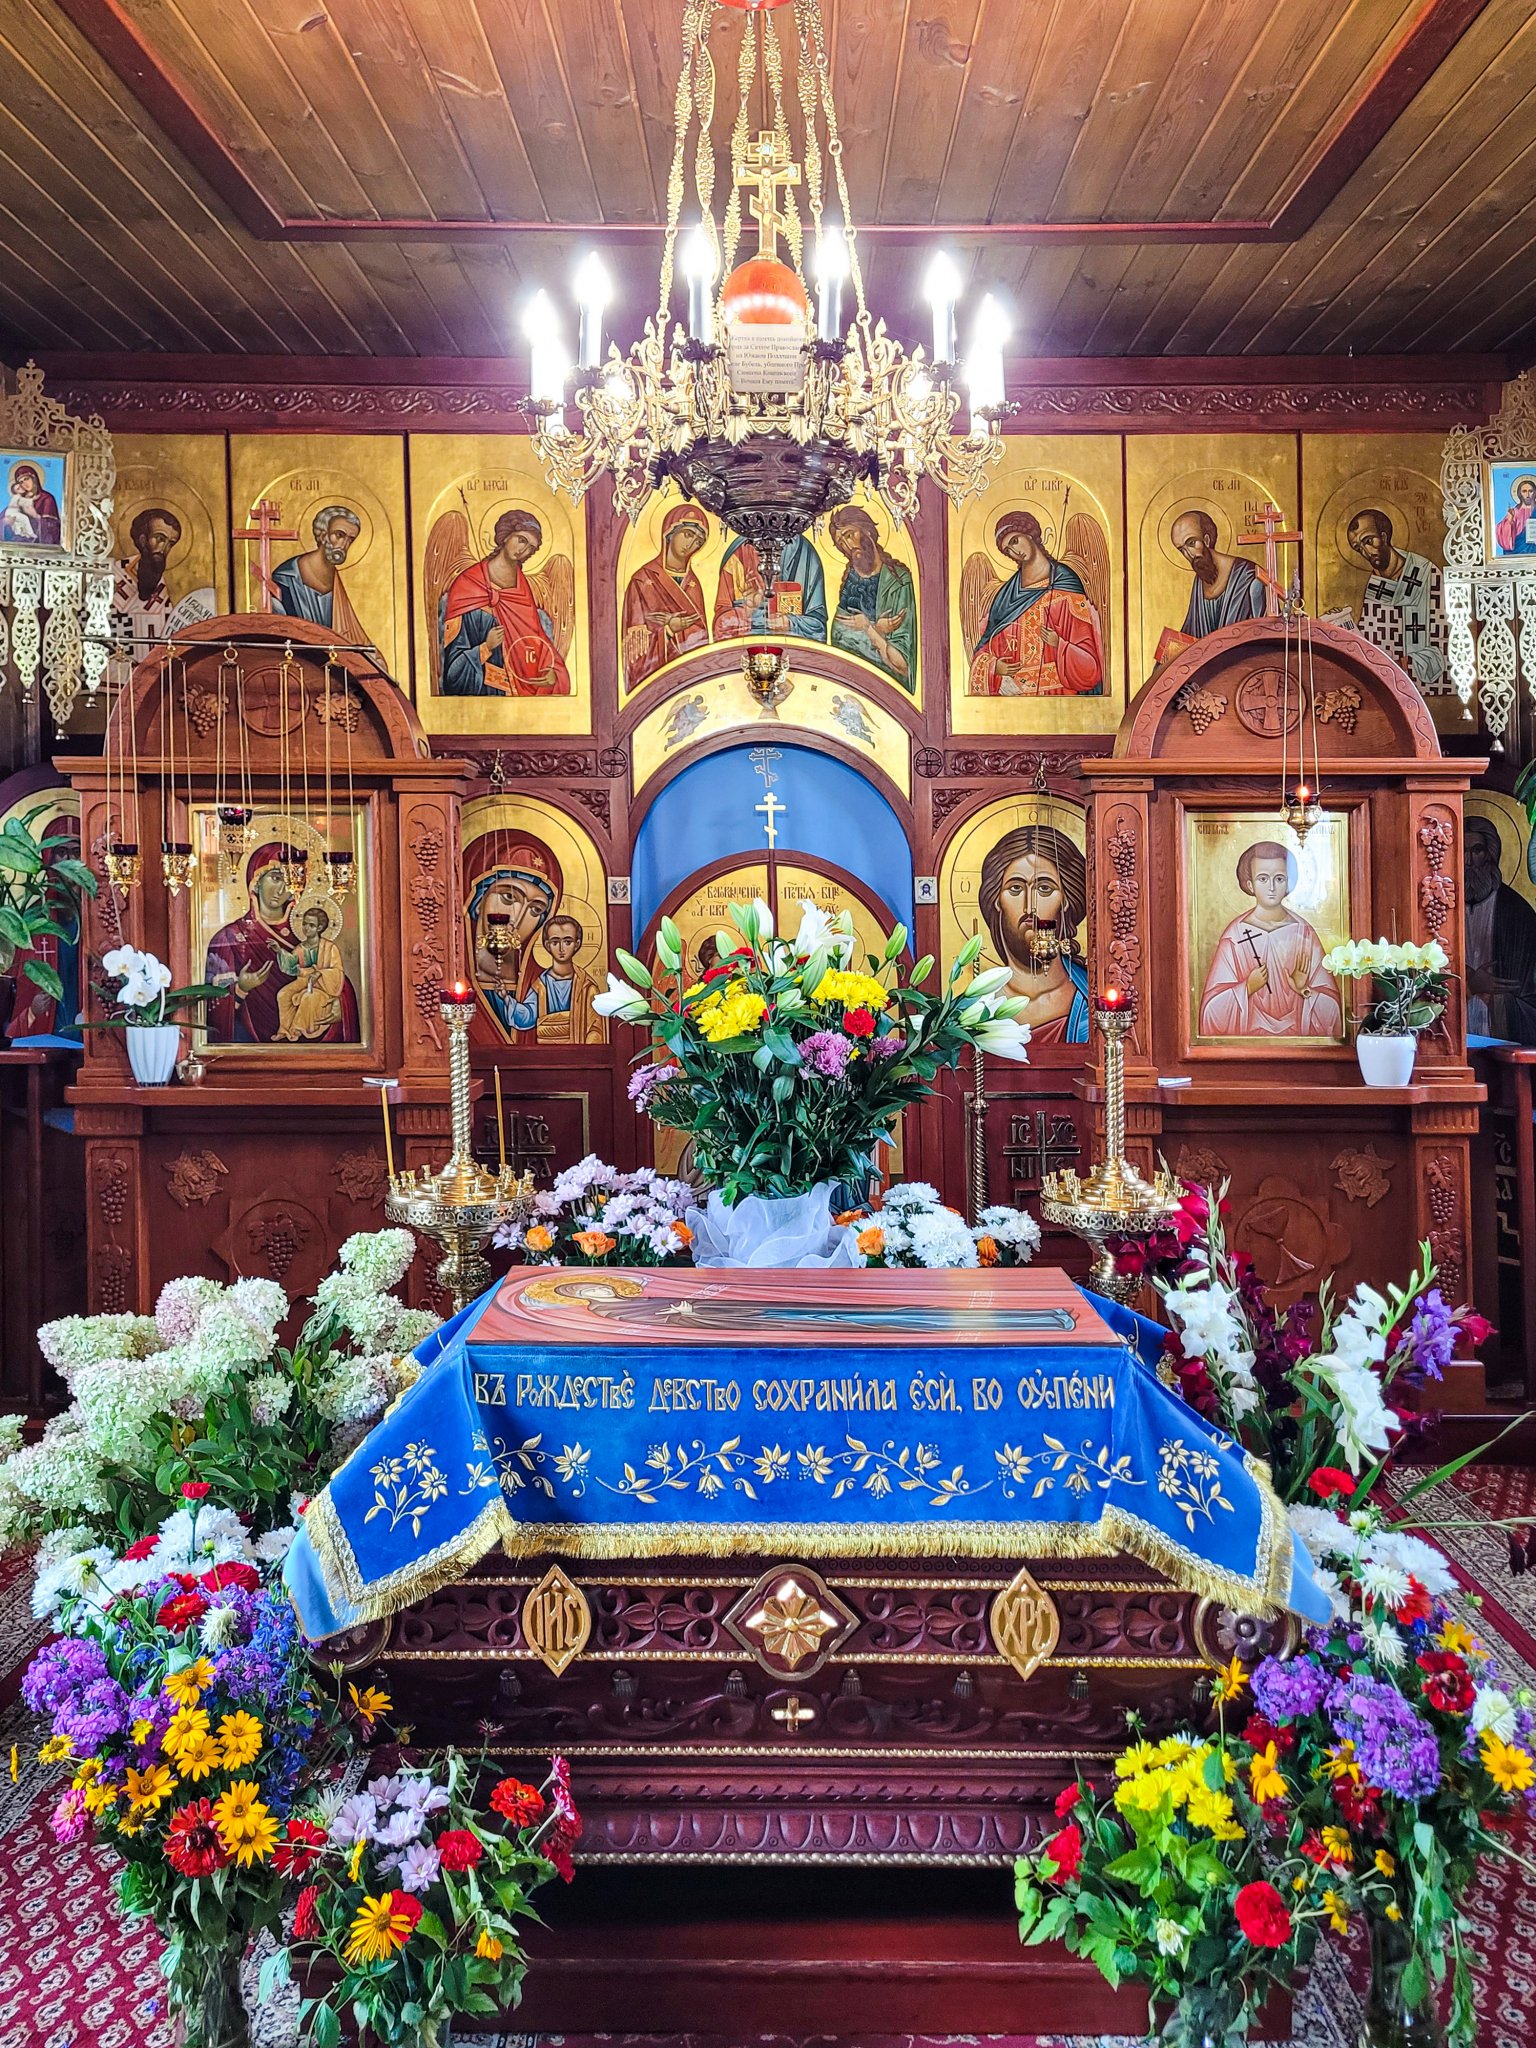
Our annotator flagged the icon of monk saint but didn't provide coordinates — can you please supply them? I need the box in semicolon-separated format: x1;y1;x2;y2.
1198;841;1341;1039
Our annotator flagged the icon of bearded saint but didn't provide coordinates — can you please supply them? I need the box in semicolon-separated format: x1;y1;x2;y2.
425;506;575;697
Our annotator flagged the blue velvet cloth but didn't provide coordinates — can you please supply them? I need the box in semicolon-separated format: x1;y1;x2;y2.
285;1278;1328;1640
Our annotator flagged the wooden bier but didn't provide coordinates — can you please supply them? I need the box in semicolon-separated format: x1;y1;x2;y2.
63;616;473;1318
1080;619;1486;1395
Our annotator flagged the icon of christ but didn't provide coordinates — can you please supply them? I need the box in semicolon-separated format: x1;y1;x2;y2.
1198;841;1341;1039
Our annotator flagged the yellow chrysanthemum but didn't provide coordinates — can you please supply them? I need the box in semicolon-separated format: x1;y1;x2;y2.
1248;1744;1287;1806
345;1893;419;1967
163;1658;214;1707
1481;1734;1536;1793
1321;1825;1353;1866
1375;1850;1396;1878
125;1764;176;1813
216;1711;264;1770
129;1719;153;1747
174;1732;222;1782
810;969;890;1012
38;1735;71;1766
1323;1889;1350;1934
695;987;769;1044
1185;1782;1242;1839
226;1812;279;1867
1113;1770;1170;1818
475;1928;504;1962
1152;1734;1202;1768
212;1780;269;1847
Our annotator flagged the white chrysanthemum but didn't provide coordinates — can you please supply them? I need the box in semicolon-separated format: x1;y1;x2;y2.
975;1206;1042;1254
338;1228;416;1293
252;1525;297;1563
154;1275;222;1347
1357;1559;1412;1606
1288;1503;1353;1559
1473;1685;1517;1741
905;1209;980;1269
32;1541;114;1623
1364;1529;1455;1599
37;1312;159;1380
1154;1919;1187;1958
550;1154;618;1205
1360;1615;1407;1669
881;1182;941;1213
199;1604;243;1651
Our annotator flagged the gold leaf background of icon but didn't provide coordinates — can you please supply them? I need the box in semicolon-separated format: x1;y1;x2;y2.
461;792;609;1047
112;433;229;618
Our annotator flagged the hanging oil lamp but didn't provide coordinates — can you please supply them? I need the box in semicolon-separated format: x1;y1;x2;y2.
1283;780;1322;845
283;851;310;899
217;804;255;876
161;841;196;895
323;848;356;901
484;911;514;993
105;841;142;893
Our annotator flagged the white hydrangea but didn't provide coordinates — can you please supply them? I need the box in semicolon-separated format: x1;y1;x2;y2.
154;1275;222;1347
338;1229;416;1293
226;1277;289;1342
71;1357;188;1461
390;1308;441;1353
313;1351;395;1426
248;1372;295;1428
0;1416;110;1526
188;1295;281;1374
37;1312;159;1381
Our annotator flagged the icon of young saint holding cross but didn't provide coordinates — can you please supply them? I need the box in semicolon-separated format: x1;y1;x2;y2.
1197;840;1341;1040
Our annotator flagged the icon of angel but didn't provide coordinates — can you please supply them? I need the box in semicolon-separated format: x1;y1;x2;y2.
425;504;575;696
960;506;1108;696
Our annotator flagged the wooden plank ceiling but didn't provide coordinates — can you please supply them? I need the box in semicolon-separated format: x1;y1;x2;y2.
0;0;1532;362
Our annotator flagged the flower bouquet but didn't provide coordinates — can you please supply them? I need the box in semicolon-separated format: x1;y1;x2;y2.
272;1752;579;2048
0;1229;437;1573
598;897;1029;1258
494;1155;695;1267
90;943;226;1083
842;1180;1041;1270
1322;938;1451;1087
23;1499;376;2048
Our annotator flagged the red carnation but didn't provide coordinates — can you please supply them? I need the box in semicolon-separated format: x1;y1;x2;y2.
1308;1467;1356;1502
435;1828;485;1872
156;1590;209;1631
122;1534;159;1563
292;1884;321;1943
200;1561;260;1594
490;1778;546;1827
1395;1577;1434;1627
181;1480;211;1500
1040;1822;1083;1883
389;1890;424;1932
842;1006;877;1038
1417;1650;1475;1715
1053;1783;1083;1820
165;1798;229;1878
1234;1880;1293;1949
546;1837;576;1882
274;1817;328;1876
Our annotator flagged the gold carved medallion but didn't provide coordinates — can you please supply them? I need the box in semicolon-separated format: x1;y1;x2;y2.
521;1564;592;1676
724;1564;857;1676
989;1564;1061;1680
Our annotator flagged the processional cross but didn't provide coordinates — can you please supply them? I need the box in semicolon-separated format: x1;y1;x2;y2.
736;130;800;260
1239;503;1302;616
233;499;299;613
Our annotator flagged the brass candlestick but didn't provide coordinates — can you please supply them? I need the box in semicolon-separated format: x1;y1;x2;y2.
385;986;534;1312
1040;996;1180;1305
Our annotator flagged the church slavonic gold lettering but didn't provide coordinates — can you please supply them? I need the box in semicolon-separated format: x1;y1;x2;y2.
472;1371;506;1407
751;1375;898;1413
647;1376;740;1412
908;1374;958;1412
512;1372;635;1410
1015;1372;1115;1410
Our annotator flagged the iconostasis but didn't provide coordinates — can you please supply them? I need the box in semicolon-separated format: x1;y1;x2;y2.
93;420;1502;1235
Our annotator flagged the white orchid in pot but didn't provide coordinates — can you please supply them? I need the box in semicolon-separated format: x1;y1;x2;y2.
1322;939;1451;1089
597;896;1031;1266
90;945;225;1086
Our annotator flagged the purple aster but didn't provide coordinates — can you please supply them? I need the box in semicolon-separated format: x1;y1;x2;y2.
1393;1288;1456;1385
868;1032;906;1061
627;1060;679;1107
1327;1672;1441;1800
799;1029;855;1080
56;1677;130;1752
1251;1653;1331;1723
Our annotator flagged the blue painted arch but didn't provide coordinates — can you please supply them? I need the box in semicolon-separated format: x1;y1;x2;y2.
631;743;914;940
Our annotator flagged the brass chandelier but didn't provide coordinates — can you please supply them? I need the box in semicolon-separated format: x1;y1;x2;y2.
525;0;1006;585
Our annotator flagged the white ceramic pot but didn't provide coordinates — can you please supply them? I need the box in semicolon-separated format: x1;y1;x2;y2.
126;1022;182;1086
1355;1032;1416;1088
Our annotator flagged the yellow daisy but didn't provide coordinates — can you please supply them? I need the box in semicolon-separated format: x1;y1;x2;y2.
1321;1825;1353;1866
1248;1744;1287;1806
226;1812;279;1867
125;1763;176;1813
345;1893;419;1967
163;1706;211;1757
347;1683;391;1730
1114;1741;1159;1780
1375;1850;1396;1878
38;1735;71;1766
1481;1734;1536;1794
475;1929;504;1962
163;1658;214;1708
83;1781;119;1816
212;1779;268;1847
1323;1889;1350;1934
1210;1653;1247;1704
1386;1903;1403;1922
216;1712;264;1770
174;1731;223;1782
129;1719;154;1748
71;1757;102;1790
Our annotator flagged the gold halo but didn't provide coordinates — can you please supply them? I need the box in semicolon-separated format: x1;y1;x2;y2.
523;1273;645;1306
1158;497;1239;572
292;888;343;941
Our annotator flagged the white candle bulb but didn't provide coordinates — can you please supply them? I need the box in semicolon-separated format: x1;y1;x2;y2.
964;292;1009;424
573;252;612;370
924;250;961;365
682;226;719;344
815;226;848;344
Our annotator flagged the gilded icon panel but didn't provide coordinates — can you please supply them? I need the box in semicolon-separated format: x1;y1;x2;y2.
190;804;371;1053
109;434;228;683
949;435;1122;734
1184;810;1349;1050
1127;435;1299;685
628;661;910;798
938;794;1091;1052
0;449;69;549
461;794;608;1048
412;435;590;736
229;435;408;686
1304;433;1459;731
0;782;82;1039
1464;791;1536;1043
616;490;921;703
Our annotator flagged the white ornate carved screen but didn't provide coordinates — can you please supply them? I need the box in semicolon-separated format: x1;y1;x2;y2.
0;360;115;724
1442;371;1536;746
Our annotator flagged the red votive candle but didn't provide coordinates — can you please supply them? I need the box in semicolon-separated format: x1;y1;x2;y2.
1098;985;1129;1011
440;981;475;1004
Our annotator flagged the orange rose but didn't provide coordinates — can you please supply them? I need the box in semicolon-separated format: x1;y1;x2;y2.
856;1225;884;1257
572;1229;617;1257
975;1234;1000;1266
524;1224;555;1254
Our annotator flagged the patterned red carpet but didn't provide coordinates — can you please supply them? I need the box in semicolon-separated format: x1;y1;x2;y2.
2;1474;1535;2048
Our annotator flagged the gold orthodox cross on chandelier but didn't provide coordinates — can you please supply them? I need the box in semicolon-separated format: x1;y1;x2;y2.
233;499;298;612
736;130;800;260
1239;503;1302;617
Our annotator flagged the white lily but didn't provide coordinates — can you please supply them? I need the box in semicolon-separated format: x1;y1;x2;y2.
973;1016;1032;1061
592;973;651;1023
